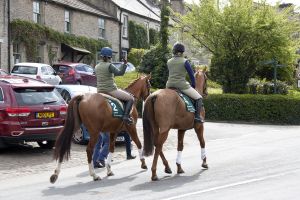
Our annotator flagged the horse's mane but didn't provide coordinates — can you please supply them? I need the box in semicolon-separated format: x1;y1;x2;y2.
125;77;141;90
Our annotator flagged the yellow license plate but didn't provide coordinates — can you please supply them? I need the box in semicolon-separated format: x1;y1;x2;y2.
36;112;55;119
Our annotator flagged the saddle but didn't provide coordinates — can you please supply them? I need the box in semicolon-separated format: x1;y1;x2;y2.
167;88;196;113
100;93;124;118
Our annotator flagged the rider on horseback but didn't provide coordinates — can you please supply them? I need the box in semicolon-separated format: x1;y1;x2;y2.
166;42;204;123
95;47;134;125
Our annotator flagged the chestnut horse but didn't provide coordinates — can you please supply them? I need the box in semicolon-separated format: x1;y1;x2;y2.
143;70;208;181
50;75;151;183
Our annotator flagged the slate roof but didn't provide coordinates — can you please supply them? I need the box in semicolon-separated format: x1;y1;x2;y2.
112;0;161;22
51;0;114;19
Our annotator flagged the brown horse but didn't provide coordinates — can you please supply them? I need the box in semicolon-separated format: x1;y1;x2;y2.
50;75;151;183
143;69;208;181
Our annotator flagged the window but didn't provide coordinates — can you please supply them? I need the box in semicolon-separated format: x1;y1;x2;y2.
64;10;71;33
122;50;127;60
122;15;128;38
46;66;55;75
33;1;41;24
98;18;105;39
75;65;86;72
13;43;21;64
0;88;3;102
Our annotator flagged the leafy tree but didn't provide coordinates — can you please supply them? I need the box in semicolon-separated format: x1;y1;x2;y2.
127;48;146;70
128;21;149;49
139;0;171;89
179;0;300;93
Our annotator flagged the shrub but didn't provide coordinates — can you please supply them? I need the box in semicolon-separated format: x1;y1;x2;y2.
247;78;289;95
204;94;300;124
128;48;146;70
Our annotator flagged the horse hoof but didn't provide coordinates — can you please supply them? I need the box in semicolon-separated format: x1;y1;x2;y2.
107;172;114;176
50;174;58;184
165;167;172;174
151;176;159;181
93;176;101;181
141;164;148;170
202;163;208;169
177;169;185;174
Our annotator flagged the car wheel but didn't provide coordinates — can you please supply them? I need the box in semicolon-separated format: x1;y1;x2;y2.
37;141;55;149
72;128;88;145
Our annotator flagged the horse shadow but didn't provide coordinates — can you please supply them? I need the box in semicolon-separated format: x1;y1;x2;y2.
42;170;146;197
130;169;207;192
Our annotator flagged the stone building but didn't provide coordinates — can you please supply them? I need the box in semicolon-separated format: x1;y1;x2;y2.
0;0;8;71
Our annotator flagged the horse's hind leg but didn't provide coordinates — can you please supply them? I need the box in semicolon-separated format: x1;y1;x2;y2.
160;152;172;174
87;131;101;181
195;124;208;169
176;130;185;174
106;132;118;176
126;124;147;169
151;130;169;181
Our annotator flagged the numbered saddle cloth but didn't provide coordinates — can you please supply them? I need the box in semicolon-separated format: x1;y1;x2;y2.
176;91;195;113
100;93;124;118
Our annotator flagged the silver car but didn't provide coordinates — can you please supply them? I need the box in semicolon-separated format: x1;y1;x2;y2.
11;62;62;85
55;84;125;144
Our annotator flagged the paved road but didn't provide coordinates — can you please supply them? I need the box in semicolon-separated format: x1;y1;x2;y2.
0;121;299;200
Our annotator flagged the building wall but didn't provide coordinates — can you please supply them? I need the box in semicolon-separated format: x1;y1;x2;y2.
9;0;120;64
0;0;8;72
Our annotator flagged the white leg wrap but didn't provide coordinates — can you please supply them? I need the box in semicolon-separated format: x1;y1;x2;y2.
88;163;95;176
138;148;143;159
201;148;206;160
107;152;113;166
176;151;182;164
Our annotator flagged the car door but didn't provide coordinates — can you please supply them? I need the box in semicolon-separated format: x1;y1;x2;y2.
46;65;61;85
75;65;88;85
84;65;96;86
40;66;52;84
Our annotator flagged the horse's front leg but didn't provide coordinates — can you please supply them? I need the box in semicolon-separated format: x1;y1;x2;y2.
195;123;208;169
126;124;147;169
87;131;101;181
176;130;186;174
106;132;117;176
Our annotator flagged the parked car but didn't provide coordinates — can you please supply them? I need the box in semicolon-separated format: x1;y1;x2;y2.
55;84;126;144
112;62;136;73
52;62;96;87
0;75;67;149
10;62;62;85
0;69;8;75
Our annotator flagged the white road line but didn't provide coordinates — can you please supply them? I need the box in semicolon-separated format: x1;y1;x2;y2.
161;169;300;200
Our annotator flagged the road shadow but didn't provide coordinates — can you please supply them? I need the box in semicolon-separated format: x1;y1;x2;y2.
130;169;207;192
42;170;147;197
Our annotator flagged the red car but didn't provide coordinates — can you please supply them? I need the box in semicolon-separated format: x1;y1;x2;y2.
0;75;67;149
52;62;96;87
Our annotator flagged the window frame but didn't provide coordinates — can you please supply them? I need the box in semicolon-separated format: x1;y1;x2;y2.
98;18;105;39
33;0;41;24
122;14;128;38
64;10;71;33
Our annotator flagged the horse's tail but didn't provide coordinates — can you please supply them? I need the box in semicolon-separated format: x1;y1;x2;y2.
54;95;83;163
143;95;157;156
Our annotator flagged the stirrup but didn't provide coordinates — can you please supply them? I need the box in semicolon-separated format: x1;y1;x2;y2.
195;116;204;123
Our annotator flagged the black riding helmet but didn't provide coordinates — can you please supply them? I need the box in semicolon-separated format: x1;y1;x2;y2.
173;42;185;54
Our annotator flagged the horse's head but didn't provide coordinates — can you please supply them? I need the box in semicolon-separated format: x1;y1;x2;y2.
126;74;151;101
195;69;208;98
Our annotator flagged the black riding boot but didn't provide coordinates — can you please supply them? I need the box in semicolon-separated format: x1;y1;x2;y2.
194;98;204;123
123;99;134;125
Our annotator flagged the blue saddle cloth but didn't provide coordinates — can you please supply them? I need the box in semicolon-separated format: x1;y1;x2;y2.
106;99;124;118
177;91;195;113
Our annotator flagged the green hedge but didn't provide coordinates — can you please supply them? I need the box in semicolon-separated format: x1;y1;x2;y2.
204;94;300;124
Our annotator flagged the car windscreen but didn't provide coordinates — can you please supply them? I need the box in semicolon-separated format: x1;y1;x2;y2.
13;87;65;106
52;65;70;73
11;66;38;75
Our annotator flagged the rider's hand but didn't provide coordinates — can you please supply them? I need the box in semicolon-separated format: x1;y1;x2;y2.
122;58;128;64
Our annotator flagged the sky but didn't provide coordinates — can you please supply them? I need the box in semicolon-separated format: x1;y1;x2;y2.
184;0;300;7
